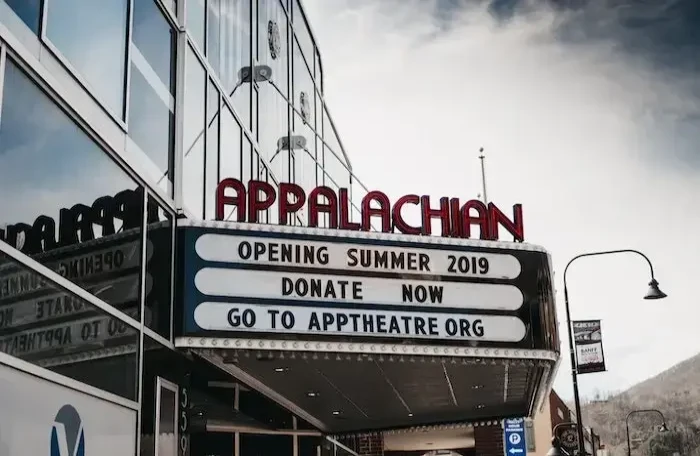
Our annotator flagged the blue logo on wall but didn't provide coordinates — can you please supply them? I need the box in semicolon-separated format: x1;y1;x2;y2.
50;405;85;456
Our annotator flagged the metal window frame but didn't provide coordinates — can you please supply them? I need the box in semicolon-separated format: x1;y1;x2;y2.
155;376;180;456
0;23;177;213
0;350;139;411
40;0;130;129
0;242;142;331
0;42;6;119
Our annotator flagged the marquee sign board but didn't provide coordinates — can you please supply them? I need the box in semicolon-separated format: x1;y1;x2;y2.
178;220;556;349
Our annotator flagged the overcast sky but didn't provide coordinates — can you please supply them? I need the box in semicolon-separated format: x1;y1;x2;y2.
303;0;700;401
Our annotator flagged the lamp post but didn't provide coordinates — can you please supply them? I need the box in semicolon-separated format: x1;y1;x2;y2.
626;409;669;456
563;250;667;455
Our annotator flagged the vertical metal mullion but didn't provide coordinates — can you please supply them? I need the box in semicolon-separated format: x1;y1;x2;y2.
0;45;7;122
286;8;292;186
174;31;187;211
123;0;135;124
168;209;176;342
154;378;163;456
234;383;240;456
202;80;208;217
135;188;149;456
40;0;50;43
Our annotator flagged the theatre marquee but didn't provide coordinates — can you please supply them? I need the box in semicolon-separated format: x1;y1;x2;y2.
174;220;559;432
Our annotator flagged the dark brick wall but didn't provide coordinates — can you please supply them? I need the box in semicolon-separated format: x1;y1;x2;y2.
474;425;504;456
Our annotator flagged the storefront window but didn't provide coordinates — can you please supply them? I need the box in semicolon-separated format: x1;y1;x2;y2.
183;45;207;218
4;0;42;34
0;59;145;321
0;251;140;401
241;434;293;456
45;0;128;118
128;0;177;196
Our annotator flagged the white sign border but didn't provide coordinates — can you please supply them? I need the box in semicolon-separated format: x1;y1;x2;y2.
178;219;550;253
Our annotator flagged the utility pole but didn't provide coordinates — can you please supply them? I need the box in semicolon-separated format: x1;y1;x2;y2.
478;147;488;205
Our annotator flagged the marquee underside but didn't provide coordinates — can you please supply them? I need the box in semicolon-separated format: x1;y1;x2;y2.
180;338;557;433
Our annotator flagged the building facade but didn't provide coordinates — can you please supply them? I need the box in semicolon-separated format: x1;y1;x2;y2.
527;390;602;456
0;1;560;456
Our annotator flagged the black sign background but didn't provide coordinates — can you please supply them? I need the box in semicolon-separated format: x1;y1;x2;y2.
176;224;559;351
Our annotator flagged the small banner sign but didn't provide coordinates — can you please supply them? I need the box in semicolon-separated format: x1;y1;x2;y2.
573;319;606;374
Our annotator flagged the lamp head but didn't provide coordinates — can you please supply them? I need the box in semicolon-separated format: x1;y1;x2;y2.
547;437;564;456
658;422;669;433
644;279;667;300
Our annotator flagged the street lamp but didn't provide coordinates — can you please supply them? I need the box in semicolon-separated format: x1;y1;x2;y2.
626;409;669;456
563;250;667;455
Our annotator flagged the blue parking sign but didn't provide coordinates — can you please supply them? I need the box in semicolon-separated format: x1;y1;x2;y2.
504;418;527;456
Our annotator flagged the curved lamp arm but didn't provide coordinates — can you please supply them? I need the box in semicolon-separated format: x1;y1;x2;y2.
626;409;668;456
564;249;657;288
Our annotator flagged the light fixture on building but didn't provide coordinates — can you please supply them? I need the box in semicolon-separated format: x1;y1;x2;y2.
408;413;414;417
332;410;341;416
273;367;288;373
306;392;320;398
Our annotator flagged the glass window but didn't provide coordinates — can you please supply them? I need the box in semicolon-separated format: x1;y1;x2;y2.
219;103;241;187
206;0;221;72
258;0;288;99
156;380;178;456
291;113;317;224
204;79;220;220
45;0;128;118
186;0;206;51
183;46;206;218
241;435;293;456
315;49;322;92
0;59;145;321
0;251;140;400
4;0;42;34
322;109;350;191
145;195;174;340
129;0;177;196
293;38;315;129
218;0;251;129
292;0;315;76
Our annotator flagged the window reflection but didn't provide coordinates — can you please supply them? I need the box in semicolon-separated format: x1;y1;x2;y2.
293;39;315;129
145;195;174;340
204;80;220;220
215;0;251;129
186;0;206;51
292;0;316;78
219;104;242;217
0;252;140;401
183;46;206;218
322;111;351;192
129;0;177;196
45;0;128;117
4;0;42;34
258;0;288;99
0;59;145;320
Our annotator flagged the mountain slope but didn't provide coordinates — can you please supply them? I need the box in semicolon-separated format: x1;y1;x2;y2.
582;352;700;455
